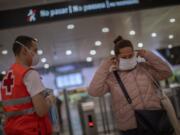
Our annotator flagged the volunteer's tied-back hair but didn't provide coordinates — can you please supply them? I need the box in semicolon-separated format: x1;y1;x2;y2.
12;35;37;56
113;35;133;56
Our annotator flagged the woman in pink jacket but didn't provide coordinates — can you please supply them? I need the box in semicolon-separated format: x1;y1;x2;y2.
88;36;173;135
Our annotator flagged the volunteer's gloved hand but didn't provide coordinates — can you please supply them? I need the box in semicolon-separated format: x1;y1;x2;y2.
43;88;53;97
46;94;56;107
43;88;56;106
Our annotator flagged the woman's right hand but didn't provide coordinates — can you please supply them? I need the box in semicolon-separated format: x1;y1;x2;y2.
109;57;119;72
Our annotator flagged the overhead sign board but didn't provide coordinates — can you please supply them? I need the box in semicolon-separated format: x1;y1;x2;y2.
0;0;180;29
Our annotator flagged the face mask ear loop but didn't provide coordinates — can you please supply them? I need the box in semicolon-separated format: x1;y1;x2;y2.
15;41;25;47
15;41;30;52
15;41;34;55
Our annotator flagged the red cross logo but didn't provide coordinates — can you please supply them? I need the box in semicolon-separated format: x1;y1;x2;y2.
3;71;14;96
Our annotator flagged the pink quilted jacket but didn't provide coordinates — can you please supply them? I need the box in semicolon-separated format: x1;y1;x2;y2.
88;51;172;131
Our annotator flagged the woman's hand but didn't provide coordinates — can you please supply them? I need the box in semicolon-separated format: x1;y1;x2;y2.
109;57;119;72
137;49;147;58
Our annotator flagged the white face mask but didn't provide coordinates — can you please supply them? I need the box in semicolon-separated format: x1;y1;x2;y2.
119;55;137;71
31;53;40;66
15;41;39;66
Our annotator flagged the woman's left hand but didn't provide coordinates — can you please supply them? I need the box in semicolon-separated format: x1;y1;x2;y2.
137;49;147;58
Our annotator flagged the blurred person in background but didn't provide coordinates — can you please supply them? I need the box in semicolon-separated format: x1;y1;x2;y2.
56;97;64;133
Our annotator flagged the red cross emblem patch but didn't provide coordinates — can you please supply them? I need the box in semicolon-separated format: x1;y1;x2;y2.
2;70;15;96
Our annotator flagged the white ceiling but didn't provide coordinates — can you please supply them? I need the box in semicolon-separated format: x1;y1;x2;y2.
0;4;180;72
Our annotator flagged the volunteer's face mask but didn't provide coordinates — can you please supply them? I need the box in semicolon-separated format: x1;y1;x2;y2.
15;41;39;66
119;55;137;71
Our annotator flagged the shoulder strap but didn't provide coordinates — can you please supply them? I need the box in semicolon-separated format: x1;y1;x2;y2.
113;71;132;104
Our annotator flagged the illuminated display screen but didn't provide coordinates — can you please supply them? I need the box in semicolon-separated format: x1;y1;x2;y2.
56;72;83;89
